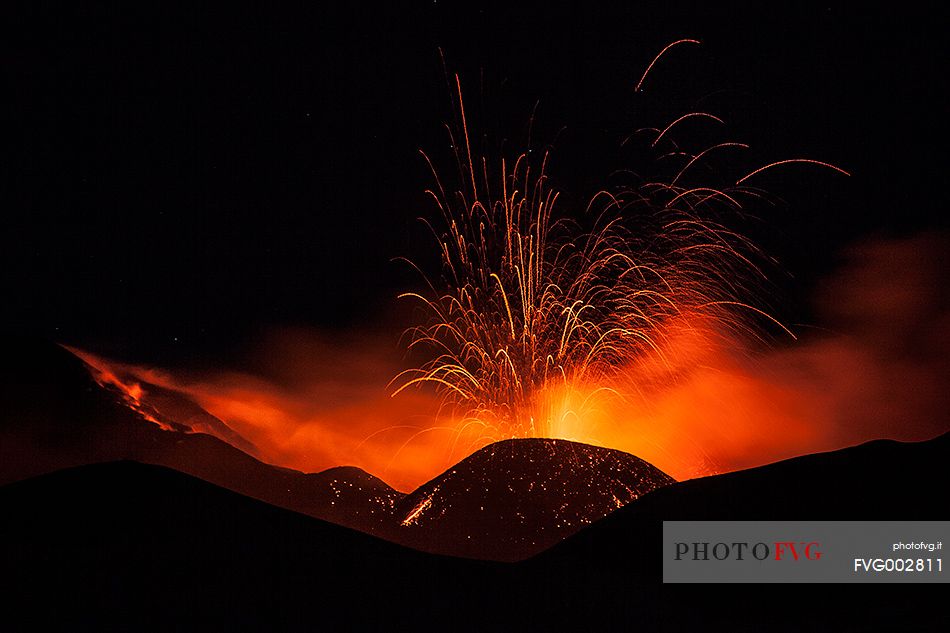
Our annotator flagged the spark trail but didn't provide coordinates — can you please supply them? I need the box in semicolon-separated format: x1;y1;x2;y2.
392;42;848;457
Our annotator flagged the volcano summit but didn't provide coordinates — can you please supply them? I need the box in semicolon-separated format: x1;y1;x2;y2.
391;437;674;560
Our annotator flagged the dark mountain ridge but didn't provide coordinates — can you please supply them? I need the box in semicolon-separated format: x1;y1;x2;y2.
2;432;946;631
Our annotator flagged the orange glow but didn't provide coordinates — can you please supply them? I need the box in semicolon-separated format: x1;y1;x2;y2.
58;322;906;489
68;333;475;492
65;235;949;494
399;314;830;481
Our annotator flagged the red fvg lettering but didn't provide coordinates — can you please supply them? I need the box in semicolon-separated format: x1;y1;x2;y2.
774;541;822;561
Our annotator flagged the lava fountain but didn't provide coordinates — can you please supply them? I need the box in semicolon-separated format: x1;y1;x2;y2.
58;42;883;490
390;44;847;461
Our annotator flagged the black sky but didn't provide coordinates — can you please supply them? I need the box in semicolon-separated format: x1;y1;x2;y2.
5;1;945;365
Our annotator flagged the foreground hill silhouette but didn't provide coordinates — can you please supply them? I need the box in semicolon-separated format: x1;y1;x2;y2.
2;434;946;631
532;432;950;580
0;461;492;631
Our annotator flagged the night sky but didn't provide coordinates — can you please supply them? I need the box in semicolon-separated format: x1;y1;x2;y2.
5;1;945;366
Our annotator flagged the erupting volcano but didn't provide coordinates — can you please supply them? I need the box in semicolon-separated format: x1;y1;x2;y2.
5;6;947;627
49;43;856;492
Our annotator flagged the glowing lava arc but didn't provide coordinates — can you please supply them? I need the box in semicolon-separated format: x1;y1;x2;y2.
69;348;179;433
391;44;848;458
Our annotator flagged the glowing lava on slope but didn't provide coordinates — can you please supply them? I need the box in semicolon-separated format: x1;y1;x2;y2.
74;357;179;433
